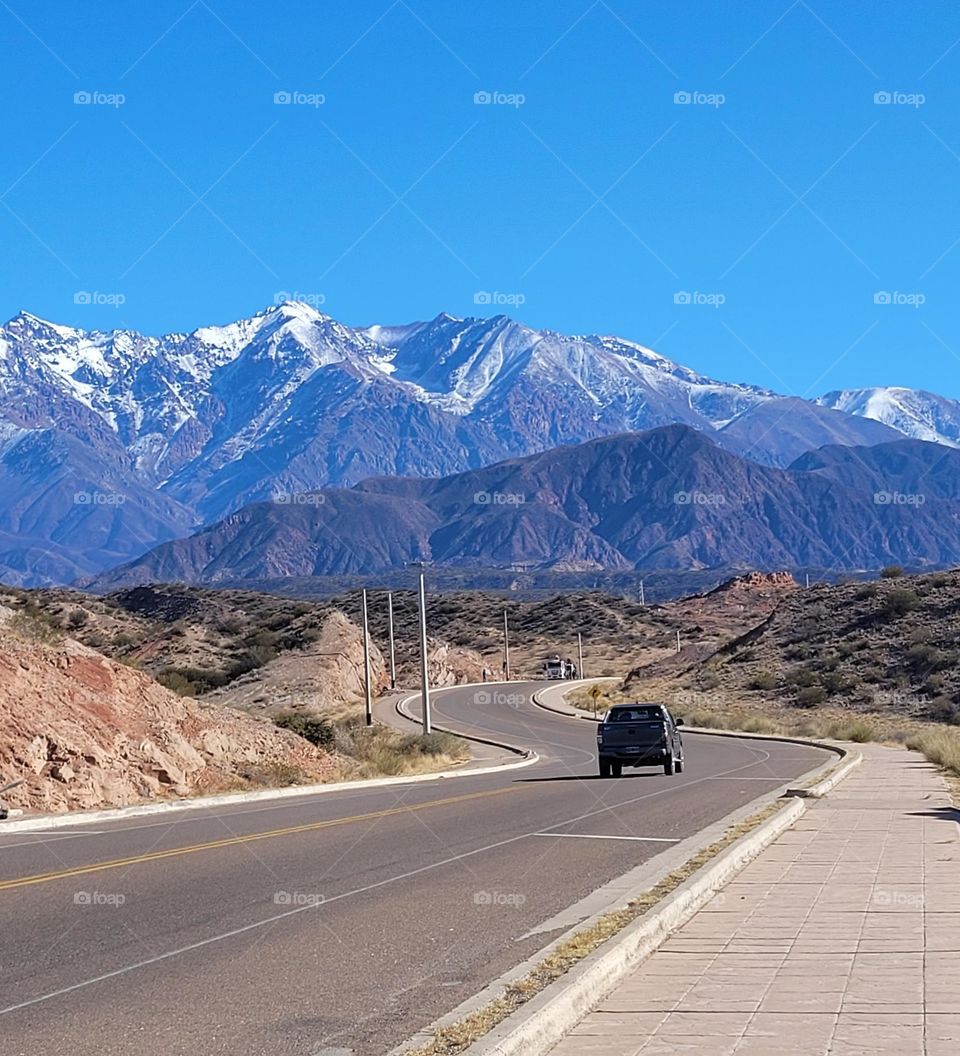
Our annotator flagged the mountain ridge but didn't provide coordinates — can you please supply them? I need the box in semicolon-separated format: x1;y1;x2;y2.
88;425;960;591
1;301;956;585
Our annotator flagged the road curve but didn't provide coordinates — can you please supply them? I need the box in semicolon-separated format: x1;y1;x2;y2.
0;682;830;1056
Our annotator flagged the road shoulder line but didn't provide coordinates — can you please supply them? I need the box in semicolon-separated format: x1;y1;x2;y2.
1;684;538;836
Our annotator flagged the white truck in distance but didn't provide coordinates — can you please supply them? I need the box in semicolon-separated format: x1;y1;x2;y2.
542;655;578;679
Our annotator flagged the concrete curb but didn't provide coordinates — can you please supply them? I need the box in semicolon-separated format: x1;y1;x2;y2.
460;798;808;1056
0;688;538;836
787;750;862;798
391;687;860;1056
395;693;538;763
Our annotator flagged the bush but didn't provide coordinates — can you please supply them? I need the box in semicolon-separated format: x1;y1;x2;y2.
157;665;232;694
786;666;817;688
828;719;879;743
928;697;960;725
906;643;941;673
156;670;199;696
882;589;920;618
748;672;777;691
796;686;827;706
821;671;850;694
10;609;62;643
66;609;88;630
881;565;904;579
273;713;335;748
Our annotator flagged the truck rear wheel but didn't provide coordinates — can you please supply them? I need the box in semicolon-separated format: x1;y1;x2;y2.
611;761;623;778
599;758;611;778
663;753;676;776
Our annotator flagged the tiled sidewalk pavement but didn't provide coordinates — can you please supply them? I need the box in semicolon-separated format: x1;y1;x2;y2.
549;744;959;1056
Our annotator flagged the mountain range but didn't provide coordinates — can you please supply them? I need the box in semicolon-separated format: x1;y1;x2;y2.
91;426;960;590
2;300;959;586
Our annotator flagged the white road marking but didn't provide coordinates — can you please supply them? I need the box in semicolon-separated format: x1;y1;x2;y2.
533;832;681;843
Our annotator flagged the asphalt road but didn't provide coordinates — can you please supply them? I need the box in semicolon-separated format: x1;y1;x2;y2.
0;682;830;1056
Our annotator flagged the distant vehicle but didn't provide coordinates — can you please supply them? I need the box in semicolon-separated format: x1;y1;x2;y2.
596;703;684;778
542;655;577;679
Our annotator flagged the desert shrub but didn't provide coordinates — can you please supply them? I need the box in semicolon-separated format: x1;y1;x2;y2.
923;674;946;696
881;565;904;579
10;608;62;643
928;573;951;588
112;633;136;649
249;761;305;787
882;589;919;618
820;670;850;694
398;732;459;756
697;670;720;690
855;584;877;600
157;665;232;694
928;698;960;725
786;666;817;688
156;670;198;696
748;671;777;691
827;718;880;743
66;609;88;630
273;713;335;747
906;643;942;673
796;685;827;706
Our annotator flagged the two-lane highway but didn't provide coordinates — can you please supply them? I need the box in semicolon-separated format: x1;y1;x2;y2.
0;682;830;1056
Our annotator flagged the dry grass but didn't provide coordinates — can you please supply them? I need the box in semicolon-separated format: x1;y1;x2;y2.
335;724;470;779
402;800;787;1056
904;727;960;777
570;678;960;779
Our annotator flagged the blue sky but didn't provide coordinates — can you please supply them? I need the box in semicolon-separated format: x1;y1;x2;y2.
2;0;960;397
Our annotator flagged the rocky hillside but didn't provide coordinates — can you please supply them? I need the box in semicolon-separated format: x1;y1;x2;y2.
0;583;485;720
682;569;960;723
613;569;960;732
0;605;337;814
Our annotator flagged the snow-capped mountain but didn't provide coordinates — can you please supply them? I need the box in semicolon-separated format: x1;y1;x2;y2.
0;300;948;585
817;388;960;449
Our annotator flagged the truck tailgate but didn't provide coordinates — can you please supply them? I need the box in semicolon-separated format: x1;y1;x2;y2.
600;722;664;748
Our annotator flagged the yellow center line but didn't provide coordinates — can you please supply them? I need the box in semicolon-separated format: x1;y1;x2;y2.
0;785;522;892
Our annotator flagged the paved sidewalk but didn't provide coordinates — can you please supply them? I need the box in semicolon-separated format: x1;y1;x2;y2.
549;744;960;1055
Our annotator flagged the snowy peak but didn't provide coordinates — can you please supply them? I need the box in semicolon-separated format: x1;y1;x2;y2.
4;300;960;588
817;388;960;448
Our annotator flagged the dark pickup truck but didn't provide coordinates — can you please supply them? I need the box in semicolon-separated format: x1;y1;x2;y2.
596;703;684;777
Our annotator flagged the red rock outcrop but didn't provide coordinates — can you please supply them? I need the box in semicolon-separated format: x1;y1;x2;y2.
0;609;336;813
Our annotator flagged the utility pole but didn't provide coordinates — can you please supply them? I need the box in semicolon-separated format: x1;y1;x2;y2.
417;570;431;734
676;629;681;654
577;631;584;679
503;610;511;681
639;579;645;606
387;591;396;690
361;589;373;726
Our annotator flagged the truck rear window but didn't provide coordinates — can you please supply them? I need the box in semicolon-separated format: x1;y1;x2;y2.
607;706;664;723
